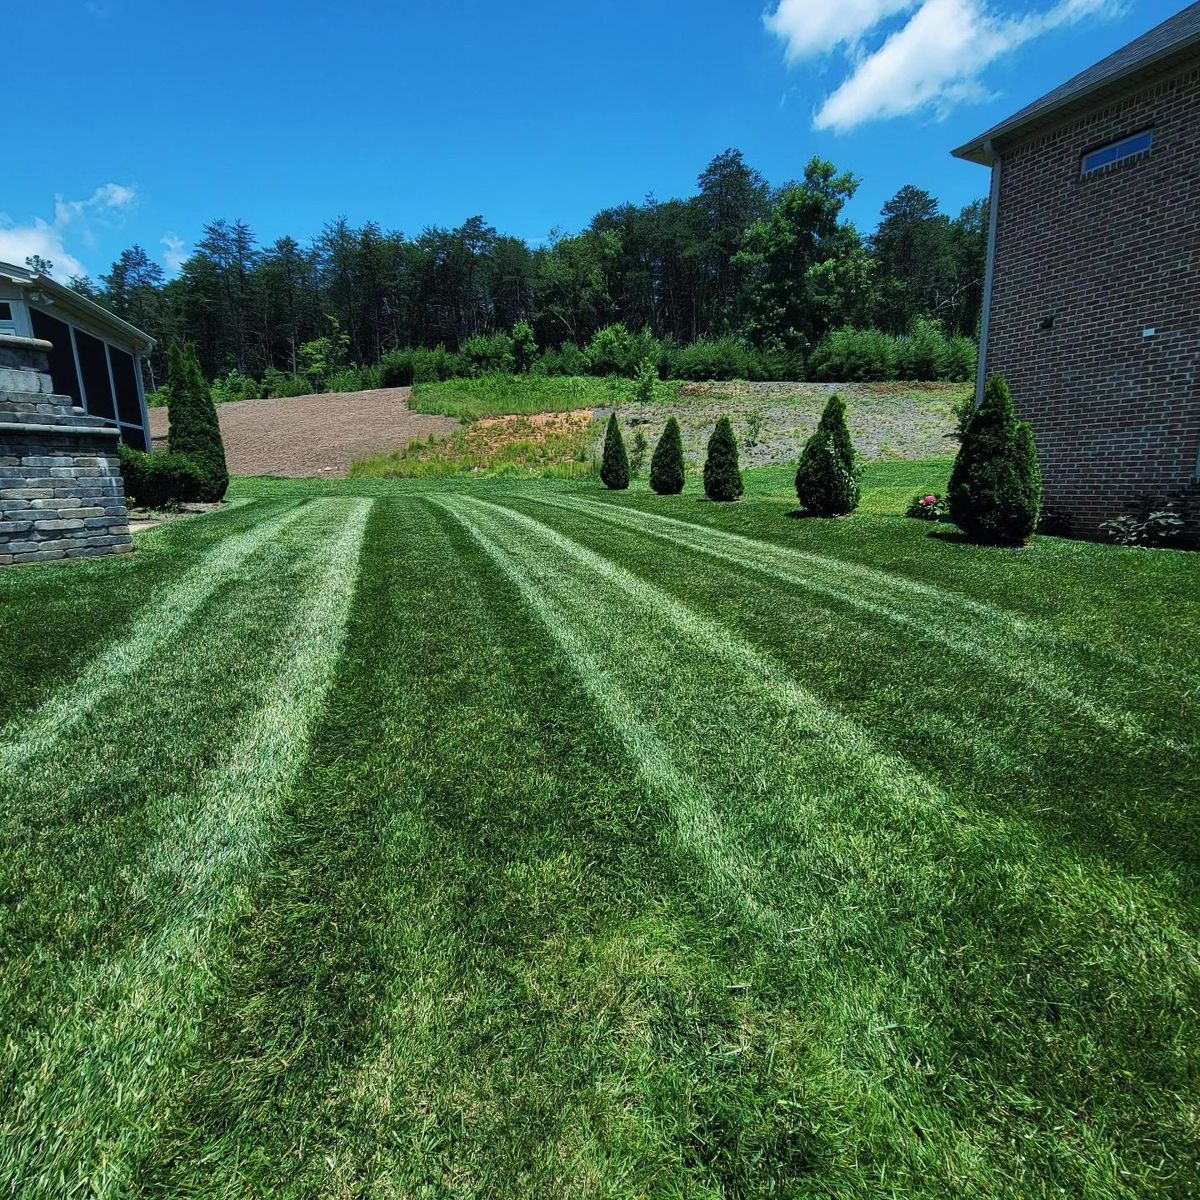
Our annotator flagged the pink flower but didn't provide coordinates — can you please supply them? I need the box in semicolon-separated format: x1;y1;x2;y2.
922;495;938;505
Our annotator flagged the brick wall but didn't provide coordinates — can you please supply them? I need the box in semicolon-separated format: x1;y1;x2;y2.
986;63;1200;537
0;337;132;566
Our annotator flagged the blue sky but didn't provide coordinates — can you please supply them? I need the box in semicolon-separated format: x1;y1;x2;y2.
4;0;1185;281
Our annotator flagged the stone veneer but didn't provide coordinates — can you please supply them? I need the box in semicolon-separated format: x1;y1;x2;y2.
0;334;133;566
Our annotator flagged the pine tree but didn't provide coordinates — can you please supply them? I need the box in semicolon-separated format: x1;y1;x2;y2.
703;416;743;501
600;412;629;490
650;416;685;495
167;342;229;502
795;393;860;515
948;375;1041;545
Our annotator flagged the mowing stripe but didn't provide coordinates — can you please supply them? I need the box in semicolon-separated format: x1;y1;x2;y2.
524;493;1152;738
429;494;769;931
0;499;313;775
447;495;1194;917
1;498;372;1198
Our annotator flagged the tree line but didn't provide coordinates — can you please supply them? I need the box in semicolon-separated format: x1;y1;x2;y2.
63;150;987;387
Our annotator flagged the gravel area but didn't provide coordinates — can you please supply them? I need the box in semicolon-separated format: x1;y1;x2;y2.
599;381;966;468
149;387;459;477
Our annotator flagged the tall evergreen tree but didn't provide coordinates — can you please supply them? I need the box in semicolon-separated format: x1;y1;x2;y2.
703;416;743;501
600;413;629;490
167;343;229;502
650;416;685;495
795;394;860;516
948;375;1041;545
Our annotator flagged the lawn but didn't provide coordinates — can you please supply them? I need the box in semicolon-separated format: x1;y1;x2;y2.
1;462;1197;1198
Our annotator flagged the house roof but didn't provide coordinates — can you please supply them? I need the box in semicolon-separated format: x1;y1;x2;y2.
0;260;155;353
953;2;1200;164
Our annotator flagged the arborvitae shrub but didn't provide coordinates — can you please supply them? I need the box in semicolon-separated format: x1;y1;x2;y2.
703;416;743;501
600;412;630;490
795;394;860;516
650;416;685;495
948;375;1042;545
166;343;228;502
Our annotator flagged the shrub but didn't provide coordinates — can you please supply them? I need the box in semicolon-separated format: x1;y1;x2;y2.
512;321;538;372
945;336;977;383
948;375;1041;546
262;368;311;398
629;430;648;476
412;346;463;384
118;444;206;508
907;492;947;521
380;349;415;387
895;316;951;381
460;332;515;376
210;369;261;404
600;413;629;490
1100;503;1187;548
633;357;658;405
809;327;897;382
650;416;685;495
327;366;382;393
669;337;752;381
166;342;228;502
795;394;860;516
703;416;743;502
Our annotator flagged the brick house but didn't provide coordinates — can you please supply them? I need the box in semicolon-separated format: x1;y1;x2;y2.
953;3;1200;538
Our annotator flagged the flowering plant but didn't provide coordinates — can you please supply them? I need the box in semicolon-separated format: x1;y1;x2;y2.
907;492;947;521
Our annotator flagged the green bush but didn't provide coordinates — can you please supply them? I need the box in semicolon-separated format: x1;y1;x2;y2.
600;413;629;490
944;336;977;383
209;369;261;404
668;338;752;381
166;343;228;502
262;368;312;398
895;316;951;381
650;416;685;495
703;416;743;502
948;375;1041;546
380;350;415;387
511;322;538;372
633;357;658;405
460;332;515;376
118;444;206;508
586;324;667;378
809;327;897;381
327;366;383;393
795;394;860;516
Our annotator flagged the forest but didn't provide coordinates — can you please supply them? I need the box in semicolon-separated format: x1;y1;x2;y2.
59;151;987;389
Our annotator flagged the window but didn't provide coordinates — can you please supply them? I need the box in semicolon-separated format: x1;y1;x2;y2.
74;329;116;421
0;302;11;321
109;346;143;424
1082;129;1153;175
30;308;84;406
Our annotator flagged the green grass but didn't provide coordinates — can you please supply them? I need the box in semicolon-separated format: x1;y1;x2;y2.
410;373;681;420
1;462;1198;1198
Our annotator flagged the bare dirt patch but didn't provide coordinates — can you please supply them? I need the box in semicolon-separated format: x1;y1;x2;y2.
149;387;459;478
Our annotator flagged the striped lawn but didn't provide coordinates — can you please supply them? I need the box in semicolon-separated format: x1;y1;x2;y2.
0;467;1196;1199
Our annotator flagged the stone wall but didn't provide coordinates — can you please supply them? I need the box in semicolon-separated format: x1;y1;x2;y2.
0;335;132;567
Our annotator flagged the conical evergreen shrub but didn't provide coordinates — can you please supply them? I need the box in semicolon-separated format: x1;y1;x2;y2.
795;393;860;516
703;416;743;502
948;375;1041;546
650;416;685;495
167;343;229;502
600;412;629;490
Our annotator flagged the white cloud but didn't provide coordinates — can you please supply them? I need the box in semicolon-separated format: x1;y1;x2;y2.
765;0;1120;131
764;0;919;61
161;233;187;274
0;183;138;281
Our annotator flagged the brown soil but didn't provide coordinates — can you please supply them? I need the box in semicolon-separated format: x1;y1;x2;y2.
149;387;459;477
